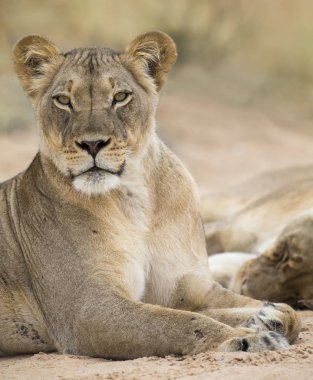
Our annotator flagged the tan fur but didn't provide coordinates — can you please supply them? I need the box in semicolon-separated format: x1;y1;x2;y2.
204;167;313;308
0;32;300;358
125;31;177;91
13;35;64;98
201;165;313;223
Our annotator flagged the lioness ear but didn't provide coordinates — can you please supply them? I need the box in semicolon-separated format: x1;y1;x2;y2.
125;31;177;91
13;35;63;97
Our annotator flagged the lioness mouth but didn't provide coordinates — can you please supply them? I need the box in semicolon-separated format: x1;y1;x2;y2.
80;161;126;177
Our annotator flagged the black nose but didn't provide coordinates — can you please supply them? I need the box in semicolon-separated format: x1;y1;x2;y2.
76;139;111;158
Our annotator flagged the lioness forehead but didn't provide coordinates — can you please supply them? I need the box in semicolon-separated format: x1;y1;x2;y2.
58;46;131;82
63;47;120;72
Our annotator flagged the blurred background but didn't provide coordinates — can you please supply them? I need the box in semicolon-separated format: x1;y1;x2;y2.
1;0;313;194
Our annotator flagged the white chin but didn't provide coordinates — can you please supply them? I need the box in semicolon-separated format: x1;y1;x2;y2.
73;174;120;196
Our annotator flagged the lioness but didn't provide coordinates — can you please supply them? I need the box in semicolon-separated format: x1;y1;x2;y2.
203;166;313;309
0;32;300;358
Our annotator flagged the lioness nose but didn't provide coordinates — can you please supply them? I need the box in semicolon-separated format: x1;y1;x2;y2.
76;139;111;158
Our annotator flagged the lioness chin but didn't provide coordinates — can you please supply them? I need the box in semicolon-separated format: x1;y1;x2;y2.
0;31;300;358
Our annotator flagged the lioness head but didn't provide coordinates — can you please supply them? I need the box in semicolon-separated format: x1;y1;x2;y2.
233;215;313;309
13;32;177;196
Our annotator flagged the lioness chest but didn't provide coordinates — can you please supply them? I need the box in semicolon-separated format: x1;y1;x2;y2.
83;186;200;308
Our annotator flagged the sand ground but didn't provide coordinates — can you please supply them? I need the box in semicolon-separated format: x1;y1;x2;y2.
1;94;313;379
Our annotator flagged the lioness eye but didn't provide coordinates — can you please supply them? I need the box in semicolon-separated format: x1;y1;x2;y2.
55;95;71;106
113;92;129;104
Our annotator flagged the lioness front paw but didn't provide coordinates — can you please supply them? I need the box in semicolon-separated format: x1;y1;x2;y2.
219;330;289;352
242;302;301;343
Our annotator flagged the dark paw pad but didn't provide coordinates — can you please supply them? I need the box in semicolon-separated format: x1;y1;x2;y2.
240;338;249;352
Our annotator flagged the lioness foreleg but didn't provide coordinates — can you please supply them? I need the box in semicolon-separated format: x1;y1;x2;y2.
55;287;290;358
173;275;301;346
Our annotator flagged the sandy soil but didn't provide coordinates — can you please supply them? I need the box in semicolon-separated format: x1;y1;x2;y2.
1;94;313;379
